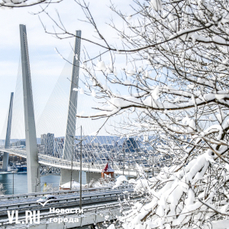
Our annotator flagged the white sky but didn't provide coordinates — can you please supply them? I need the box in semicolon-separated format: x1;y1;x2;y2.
0;0;132;139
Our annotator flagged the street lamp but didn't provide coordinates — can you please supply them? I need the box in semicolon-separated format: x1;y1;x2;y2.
79;126;82;210
68;126;83;210
12;170;17;195
123;141;126;175
68;134;75;191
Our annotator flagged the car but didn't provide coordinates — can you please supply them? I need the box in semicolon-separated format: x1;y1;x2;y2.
36;195;57;205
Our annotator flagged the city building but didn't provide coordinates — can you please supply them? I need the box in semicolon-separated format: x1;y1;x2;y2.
40;133;54;156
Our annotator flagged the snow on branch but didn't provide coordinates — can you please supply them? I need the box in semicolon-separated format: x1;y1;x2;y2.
0;0;62;8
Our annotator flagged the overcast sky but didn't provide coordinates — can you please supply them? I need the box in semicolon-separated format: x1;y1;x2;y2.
0;0;132;139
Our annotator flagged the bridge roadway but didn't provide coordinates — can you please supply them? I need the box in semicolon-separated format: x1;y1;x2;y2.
0;186;134;228
0;201;131;229
0;147;139;176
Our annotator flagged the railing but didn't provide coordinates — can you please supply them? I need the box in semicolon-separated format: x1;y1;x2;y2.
0;185;132;202
0;191;131;213
0;186;135;222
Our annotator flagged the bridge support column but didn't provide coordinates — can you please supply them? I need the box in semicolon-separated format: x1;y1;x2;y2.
2;92;14;171
59;169;79;186
61;31;81;184
20;24;40;193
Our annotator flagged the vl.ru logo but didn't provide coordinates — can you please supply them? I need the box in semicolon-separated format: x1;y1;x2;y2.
8;210;40;224
37;200;51;207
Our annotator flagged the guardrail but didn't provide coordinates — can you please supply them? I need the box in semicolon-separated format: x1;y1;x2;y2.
0;185;132;202
0;188;136;224
0;189;133;214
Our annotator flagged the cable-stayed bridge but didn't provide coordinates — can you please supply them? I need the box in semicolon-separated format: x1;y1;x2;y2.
0;146;139;177
0;24;157;193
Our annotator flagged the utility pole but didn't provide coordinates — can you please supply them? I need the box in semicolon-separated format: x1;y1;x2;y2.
80;126;82;210
12;172;14;195
123;141;125;175
70;136;74;190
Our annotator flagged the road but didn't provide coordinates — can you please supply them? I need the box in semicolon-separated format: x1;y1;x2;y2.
0;187;134;219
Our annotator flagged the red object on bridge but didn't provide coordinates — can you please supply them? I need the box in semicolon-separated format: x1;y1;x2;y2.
101;163;114;178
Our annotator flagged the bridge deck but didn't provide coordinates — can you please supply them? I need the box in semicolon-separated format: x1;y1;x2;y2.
0;186;134;229
0;148;140;176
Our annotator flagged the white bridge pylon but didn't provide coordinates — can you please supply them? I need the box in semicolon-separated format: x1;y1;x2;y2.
60;30;82;186
20;24;40;193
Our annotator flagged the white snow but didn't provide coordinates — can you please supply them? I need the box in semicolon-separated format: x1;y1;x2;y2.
96;61;106;71
113;175;127;189
150;0;162;11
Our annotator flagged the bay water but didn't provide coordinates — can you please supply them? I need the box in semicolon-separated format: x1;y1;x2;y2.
0;172;87;195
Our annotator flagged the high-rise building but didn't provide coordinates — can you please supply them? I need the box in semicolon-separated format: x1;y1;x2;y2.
54;137;64;158
123;138;138;152
41;133;54;155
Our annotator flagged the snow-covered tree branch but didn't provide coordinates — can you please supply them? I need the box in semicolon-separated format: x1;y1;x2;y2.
0;0;62;8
